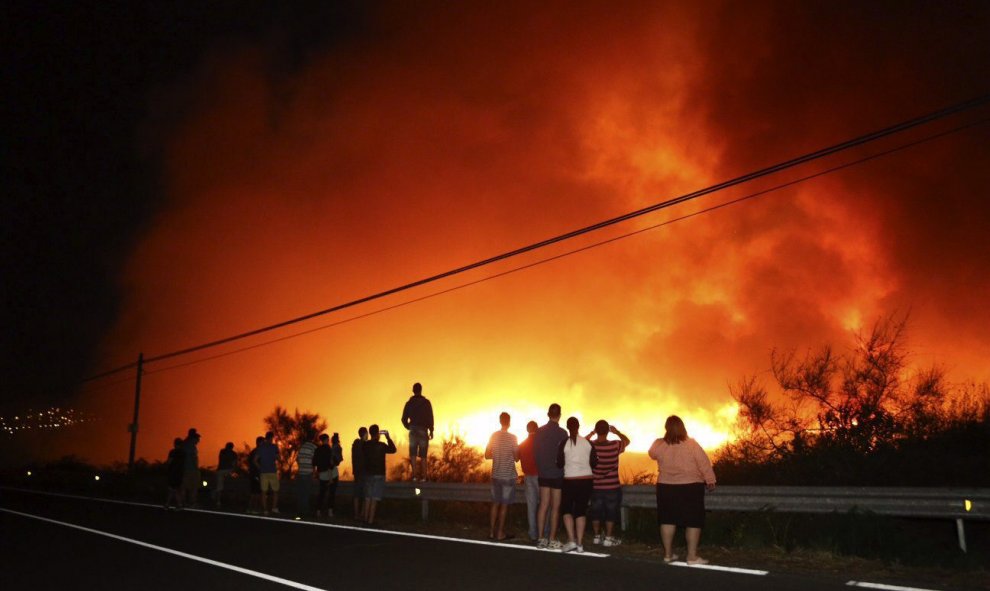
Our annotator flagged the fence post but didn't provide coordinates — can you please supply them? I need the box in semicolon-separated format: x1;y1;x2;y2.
620;506;629;531
956;518;967;553
127;352;144;472
421;497;429;522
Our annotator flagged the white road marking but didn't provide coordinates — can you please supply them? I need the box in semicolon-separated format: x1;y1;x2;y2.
1;487;608;557
668;562;768;575
846;581;943;591
0;506;328;591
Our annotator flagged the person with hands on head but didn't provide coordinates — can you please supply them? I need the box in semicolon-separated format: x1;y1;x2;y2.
587;420;630;546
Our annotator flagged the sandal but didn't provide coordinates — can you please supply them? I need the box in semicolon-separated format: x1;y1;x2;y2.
663;554;679;563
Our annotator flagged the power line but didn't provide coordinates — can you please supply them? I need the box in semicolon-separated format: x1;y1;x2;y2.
85;93;990;380
141;116;990;377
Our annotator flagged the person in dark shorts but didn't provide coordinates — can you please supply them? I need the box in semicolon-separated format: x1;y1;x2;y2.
362;424;396;525
401;382;434;482
534;403;568;550
587;420;630;546
556;417;597;553
246;435;264;514
648;415;716;565
352;426;368;520
165;438;186;509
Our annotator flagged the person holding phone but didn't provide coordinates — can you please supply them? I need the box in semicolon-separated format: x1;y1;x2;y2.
362;424;396;525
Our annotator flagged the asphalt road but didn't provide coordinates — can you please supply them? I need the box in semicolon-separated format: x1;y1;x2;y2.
0;488;957;591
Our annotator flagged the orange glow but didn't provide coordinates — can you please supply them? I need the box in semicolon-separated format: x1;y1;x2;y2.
63;5;990;468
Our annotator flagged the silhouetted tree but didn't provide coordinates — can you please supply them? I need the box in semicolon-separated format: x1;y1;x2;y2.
261;405;327;480
718;313;990;485
389;434;487;482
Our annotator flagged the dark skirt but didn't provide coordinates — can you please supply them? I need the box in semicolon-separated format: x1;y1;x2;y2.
656;482;706;528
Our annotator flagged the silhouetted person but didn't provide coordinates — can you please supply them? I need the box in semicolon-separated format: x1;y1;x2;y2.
362;424;396;525
587;420;629;546
557;417;597;553
517;420;543;540
314;432;344;519
648;415;716;565
401;382;434;482
295;429;318;519
485;412;519;541
181;428;201;507
352;426;369;519
214;442;237;508
254;431;281;515
165;437;186;510
246;436;264;514
534;403;568;550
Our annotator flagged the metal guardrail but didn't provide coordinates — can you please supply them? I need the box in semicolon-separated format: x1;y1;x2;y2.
346;481;987;552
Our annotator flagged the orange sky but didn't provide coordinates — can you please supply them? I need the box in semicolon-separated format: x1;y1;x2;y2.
71;3;990;467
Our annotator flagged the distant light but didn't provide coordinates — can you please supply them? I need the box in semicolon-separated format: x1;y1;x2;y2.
294;517;301;521
26;470;32;476
94;475;101;481
202;480;208;488
965;499;972;512
415;487;422;496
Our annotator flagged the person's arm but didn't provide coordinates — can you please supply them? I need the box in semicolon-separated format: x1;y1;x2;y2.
385;434;397;454
513;439;519;462
427;400;434;439
647;438;661;460
485;435;494;460
401;401;411;429
589;445;599;470
584;430;595;441
693;440;717;490
611;425;631;450
556;438;567;470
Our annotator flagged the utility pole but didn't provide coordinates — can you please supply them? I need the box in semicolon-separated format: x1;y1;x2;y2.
127;352;144;472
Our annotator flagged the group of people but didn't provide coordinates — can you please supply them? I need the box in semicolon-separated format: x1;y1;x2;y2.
485;404;715;562
165;383;717;563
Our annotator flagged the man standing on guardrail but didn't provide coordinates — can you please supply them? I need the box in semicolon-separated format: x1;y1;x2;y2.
362;424;397;525
486;412;519;541
402;382;434;482
534;403;568;551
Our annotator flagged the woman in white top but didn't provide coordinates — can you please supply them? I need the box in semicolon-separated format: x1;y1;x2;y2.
554;416;598;553
648;415;716;565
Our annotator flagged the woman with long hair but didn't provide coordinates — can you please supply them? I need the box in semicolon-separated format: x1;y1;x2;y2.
647;415;716;565
555;416;598;553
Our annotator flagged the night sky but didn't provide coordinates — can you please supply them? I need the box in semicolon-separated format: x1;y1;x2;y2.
4;2;990;463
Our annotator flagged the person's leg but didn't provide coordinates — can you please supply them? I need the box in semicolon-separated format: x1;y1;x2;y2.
328;477;338;516
524;476;539;540
489;502;498;538
497;504;509;539
685;527;702;561
562;514;575;542
548;487;562;540
660;524;677;559
367;499;378;524
536;486;550;541
575;516;586;547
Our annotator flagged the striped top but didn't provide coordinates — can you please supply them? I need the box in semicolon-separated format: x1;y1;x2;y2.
591;439;626;490
297;441;317;473
485;430;519;480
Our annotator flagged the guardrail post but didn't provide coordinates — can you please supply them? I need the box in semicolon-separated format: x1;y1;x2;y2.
421;497;429;522
620;506;629;531
956;518;967;553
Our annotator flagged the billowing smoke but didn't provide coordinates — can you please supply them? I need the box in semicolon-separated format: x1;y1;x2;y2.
77;2;990;462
